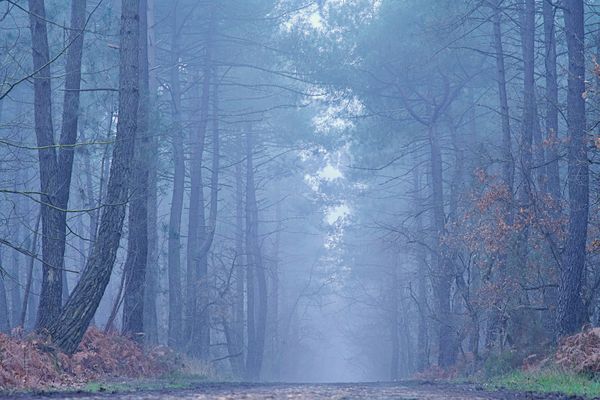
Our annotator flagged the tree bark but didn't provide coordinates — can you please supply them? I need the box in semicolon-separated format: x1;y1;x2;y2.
48;0;140;354
122;0;149;342
28;0;63;331
28;0;87;331
557;0;589;338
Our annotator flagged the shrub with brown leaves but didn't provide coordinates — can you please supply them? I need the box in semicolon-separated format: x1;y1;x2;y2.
555;327;600;373
0;327;179;391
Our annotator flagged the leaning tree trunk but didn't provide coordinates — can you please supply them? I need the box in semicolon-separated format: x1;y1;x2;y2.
57;0;87;297
557;0;589;338
122;0;150;341
48;0;140;354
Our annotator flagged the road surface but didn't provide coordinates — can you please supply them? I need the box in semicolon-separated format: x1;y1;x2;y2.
6;382;582;399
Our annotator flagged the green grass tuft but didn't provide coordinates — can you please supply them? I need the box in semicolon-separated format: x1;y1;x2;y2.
489;369;600;398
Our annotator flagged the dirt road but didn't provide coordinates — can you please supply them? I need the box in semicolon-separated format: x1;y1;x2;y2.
5;382;585;400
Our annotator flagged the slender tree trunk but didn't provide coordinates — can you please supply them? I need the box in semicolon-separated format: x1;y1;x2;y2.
557;0;589;338
29;0;87;331
413;161;429;371
28;0;63;331
541;0;561;337
0;246;9;333
428;123;456;368
185;13;217;357
245;128;267;380
487;0;515;351
57;0;87;301
543;0;561;203
492;0;514;199
269;199;281;380
185;65;211;358
390;261;400;380
230;136;246;377
143;0;159;346
48;0;140;354
167;2;184;349
9;206;22;329
517;0;535;259
20;212;41;328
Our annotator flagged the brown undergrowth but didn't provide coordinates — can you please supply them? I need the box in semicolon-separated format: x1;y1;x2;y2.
0;327;180;391
555;326;600;374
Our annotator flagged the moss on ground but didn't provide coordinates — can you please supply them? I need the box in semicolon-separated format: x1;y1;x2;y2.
488;369;600;398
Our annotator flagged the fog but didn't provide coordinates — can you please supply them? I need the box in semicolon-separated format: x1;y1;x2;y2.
0;0;598;384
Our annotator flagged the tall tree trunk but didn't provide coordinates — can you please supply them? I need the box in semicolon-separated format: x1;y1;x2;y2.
185;11;218;357
167;1;184;349
185;65;211;358
29;0;87;331
541;0;560;338
486;0;515;352
428;123;456;368
413;161;429;371
28;0;63;331
57;0;87;301
390;261;400;380
492;0;514;199
557;0;589;338
517;0;535;259
543;0;561;204
143;0;159;347
122;0;150;341
230;136;246;377
269;199;281;380
245;129;267;380
48;0;140;354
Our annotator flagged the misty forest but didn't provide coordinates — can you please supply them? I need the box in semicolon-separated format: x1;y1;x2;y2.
1;0;600;397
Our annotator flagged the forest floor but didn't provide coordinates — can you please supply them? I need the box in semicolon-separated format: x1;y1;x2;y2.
1;381;591;400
